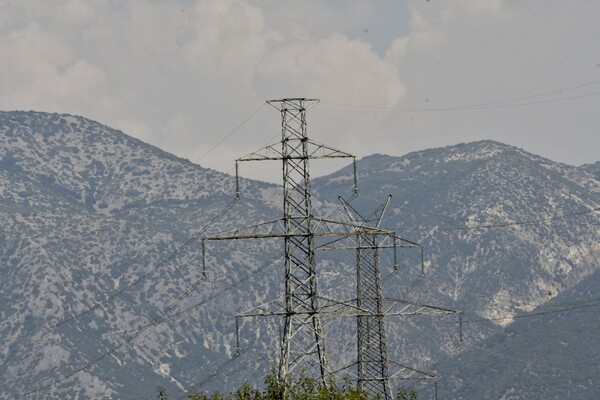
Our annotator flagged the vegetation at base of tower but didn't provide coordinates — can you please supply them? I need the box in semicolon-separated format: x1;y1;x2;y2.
396;387;417;400
156;372;417;400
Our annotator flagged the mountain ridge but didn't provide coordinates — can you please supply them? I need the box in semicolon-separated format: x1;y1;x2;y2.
0;110;598;398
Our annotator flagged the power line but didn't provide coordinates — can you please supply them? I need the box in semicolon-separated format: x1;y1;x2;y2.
38;298;600;349
175;264;441;390
434;316;600;395
169;257;279;320
30;191;366;397
178;203;593;394
436;79;600;109
319;79;600;114
366;191;600;234
429;304;600;396
473;345;585;378
396;207;599;232
17;254;280;352
400;299;600;327
403;300;600;393
18;238;309;396
194;103;267;164
390;298;600;328
13;153;591;344
178;320;278;399
464;287;599;313
461;299;600;324
448;90;600;111
460;373;600;392
7;204;596;394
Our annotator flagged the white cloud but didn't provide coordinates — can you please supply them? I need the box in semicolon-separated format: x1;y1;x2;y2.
379;0;600;166
174;0;277;86
0;0;598;183
55;0;98;26
0;22;108;112
255;33;404;105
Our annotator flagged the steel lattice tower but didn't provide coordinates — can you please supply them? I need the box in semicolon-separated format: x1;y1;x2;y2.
338;197;461;398
203;98;393;382
274;98;327;378
351;199;393;399
202;98;462;390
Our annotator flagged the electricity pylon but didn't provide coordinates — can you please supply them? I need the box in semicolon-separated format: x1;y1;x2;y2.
203;98;393;382
344;196;393;399
334;196;461;399
203;98;462;391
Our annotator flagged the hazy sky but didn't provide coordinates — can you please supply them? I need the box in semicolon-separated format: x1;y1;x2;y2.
1;0;599;182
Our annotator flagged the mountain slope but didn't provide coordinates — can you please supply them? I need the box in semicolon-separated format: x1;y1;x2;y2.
314;141;599;316
312;141;600;388
0;111;280;398
434;264;600;399
581;161;600;181
0;112;598;398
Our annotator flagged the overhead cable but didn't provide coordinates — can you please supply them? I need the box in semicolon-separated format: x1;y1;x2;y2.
396;207;599;232
319;79;600;114
195;103;267;163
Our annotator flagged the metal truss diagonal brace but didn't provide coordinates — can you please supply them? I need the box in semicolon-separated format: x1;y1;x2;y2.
202;218;393;241
236;139;356;162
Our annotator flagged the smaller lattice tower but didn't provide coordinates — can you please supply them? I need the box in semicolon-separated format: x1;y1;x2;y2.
344;197;393;399
337;196;461;399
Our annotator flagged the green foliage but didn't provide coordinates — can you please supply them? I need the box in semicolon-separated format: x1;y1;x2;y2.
158;372;400;400
157;386;168;400
396;387;417;400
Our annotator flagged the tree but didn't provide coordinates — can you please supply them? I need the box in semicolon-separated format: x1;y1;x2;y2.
157;386;168;400
156;371;398;400
396;387;417;400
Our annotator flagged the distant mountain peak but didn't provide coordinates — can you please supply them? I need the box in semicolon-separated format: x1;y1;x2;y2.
0;110;250;214
581;161;600;181
405;140;536;163
330;141;543;182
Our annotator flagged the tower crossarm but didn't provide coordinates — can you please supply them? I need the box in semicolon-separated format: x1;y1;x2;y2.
388;361;436;380
236;139;356;162
316;234;421;251
339;195;391;228
202;217;392;242
235;297;458;319
383;298;458;316
235;295;370;318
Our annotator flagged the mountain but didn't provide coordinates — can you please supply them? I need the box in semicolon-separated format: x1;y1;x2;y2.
581;161;600;181
433;263;600;399
312;142;600;395
0;111;281;398
315;141;599;315
0;111;599;398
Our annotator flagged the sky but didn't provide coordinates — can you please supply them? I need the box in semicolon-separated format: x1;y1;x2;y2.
1;0;599;182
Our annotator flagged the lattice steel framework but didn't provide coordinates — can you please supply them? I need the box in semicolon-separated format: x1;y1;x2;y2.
336;197;461;399
203;98;391;382
274;97;328;378
349;198;393;400
203;98;462;390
